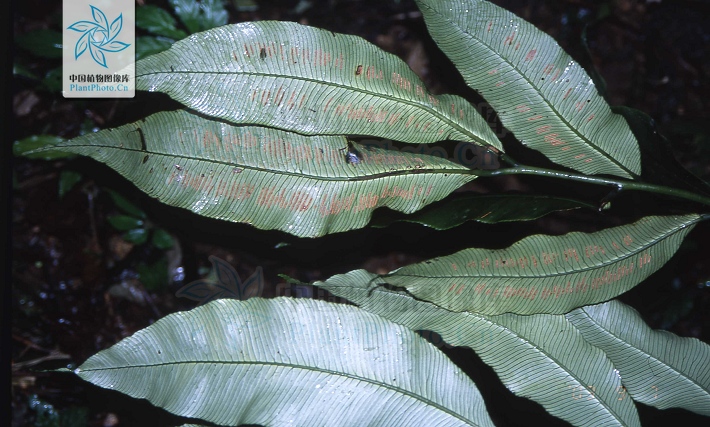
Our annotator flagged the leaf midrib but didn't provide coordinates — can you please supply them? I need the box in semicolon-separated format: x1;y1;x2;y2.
58;142;473;183
354;288;629;426
136;68;494;147
80;359;481;426
389;220;693;280
574;308;710;401
474;314;629;425
417;1;635;177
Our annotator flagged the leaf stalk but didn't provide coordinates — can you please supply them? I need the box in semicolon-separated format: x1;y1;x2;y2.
473;166;710;208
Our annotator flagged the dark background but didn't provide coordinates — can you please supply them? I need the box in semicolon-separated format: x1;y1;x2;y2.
10;0;710;426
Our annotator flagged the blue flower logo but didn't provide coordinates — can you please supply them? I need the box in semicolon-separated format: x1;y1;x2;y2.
67;5;130;68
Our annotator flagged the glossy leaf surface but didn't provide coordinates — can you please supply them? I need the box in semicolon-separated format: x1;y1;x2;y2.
383;215;701;314
67;298;495;427
415;0;641;178
567;300;710;415
34;110;475;237
136;21;502;149
316;270;641;427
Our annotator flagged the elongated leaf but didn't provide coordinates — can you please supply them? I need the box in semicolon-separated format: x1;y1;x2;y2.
106;189;146;219
64;298;496;427
14;62;39;80
566;300;710;415
316;270;641;427
107;215;144;231
14;135;72;160
415;0;640;178
58;170;82;198
371;193;594;230
136;21;502;149
383;215;702;315
16;29;63;58
33;110;475;237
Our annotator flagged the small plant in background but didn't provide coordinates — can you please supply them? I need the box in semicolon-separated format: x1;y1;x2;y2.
102;189;178;292
15;0;710;425
105;189;174;251
15;25;64;92
135;0;229;59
